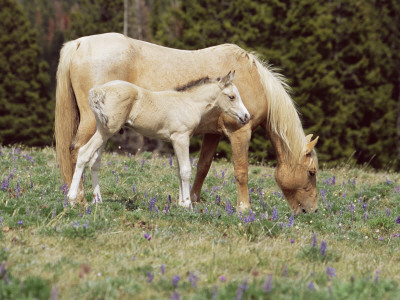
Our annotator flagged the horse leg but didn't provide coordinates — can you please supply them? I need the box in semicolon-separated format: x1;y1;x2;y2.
171;134;191;208
68;130;105;206
190;134;220;202
229;125;252;212
89;144;106;204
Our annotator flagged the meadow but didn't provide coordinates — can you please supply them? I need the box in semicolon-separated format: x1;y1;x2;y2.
1;146;400;300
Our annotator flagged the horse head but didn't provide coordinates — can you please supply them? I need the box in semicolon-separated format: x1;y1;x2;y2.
275;134;319;214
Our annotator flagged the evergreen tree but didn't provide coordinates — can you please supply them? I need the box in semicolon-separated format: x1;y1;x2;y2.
0;0;53;146
67;0;124;40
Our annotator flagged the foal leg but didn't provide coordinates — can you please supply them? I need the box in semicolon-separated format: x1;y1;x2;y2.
171;134;192;208
229;125;252;212
89;144;106;204
68;130;105;205
191;134;220;202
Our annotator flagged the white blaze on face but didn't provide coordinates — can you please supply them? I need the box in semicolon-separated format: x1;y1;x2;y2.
232;84;249;123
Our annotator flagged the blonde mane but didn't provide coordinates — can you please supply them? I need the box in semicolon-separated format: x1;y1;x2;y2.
221;44;307;166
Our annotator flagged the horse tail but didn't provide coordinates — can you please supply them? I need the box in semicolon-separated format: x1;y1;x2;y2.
89;86;108;126
55;40;80;185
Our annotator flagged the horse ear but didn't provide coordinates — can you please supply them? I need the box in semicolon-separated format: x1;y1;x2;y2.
306;134;313;142
304;136;319;155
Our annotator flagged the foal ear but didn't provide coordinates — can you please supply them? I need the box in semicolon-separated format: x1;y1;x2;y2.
219;70;235;87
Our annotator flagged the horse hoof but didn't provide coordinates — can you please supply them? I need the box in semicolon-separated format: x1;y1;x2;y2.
237;203;251;213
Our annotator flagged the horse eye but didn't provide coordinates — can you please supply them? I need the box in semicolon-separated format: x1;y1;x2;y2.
229;95;235;100
308;170;316;177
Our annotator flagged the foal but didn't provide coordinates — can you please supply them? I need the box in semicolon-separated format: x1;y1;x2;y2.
67;71;250;207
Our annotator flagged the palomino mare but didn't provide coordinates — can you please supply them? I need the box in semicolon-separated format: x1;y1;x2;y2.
55;32;319;214
67;72;250;207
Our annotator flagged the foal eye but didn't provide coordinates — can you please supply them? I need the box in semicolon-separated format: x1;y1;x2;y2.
229;95;235;100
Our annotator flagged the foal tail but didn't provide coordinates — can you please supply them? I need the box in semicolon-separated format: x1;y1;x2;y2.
88;87;108;126
55;40;80;185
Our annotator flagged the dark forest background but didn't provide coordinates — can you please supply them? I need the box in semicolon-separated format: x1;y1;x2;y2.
1;0;399;170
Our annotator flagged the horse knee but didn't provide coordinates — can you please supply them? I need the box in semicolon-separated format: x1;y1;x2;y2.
234;170;248;184
180;167;191;182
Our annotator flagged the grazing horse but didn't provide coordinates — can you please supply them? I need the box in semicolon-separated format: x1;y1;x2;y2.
67;72;250;207
55;32;319;214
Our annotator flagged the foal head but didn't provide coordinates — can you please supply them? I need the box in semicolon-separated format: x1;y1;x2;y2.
214;71;250;125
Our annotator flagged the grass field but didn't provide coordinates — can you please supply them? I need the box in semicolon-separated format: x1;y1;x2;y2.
1;146;400;299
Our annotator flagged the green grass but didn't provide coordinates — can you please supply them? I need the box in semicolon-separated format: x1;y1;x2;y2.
1;146;400;299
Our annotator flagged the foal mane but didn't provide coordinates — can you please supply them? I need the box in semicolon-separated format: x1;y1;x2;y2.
175;76;214;92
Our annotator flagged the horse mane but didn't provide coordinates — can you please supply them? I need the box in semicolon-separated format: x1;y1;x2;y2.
221;44;308;167
175;76;213;92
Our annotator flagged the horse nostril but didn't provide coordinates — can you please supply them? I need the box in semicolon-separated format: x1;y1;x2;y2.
302;208;307;214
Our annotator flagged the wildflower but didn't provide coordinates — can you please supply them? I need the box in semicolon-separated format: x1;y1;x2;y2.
320;240;327;256
212;286;218;299
287;213;294;227
172;275;180;287
85;206;92;214
169;156;173;167
263;274;273;293
312;233;317;248
189;271;199;288
143;233;152;241
326;266;336;279
396;216;400;224
219;275;226;282
132;181;136;192
378;236;383;241
308;282;315;291
225;200;234;215
17;220;23;226
235;278;249;300
147;271;154;283
161;264;165;275
73;221;79;228
272;206;278;221
283;264;287;277
171;292;180;300
83;220;89;230
374;270;380;283
290;238;295;244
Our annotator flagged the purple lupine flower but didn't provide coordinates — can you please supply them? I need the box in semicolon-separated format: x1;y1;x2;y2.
290;238;295;244
85;206;92;214
15;182;20;198
263;274;273;293
283;264;287;277
320;240;327;256
188;271;199;288
235;278;248;300
147;271;154;283
272;206;278;221
219;275;226;282
17;220;23;226
225;200;234;215
144;233;152;241
132;181;136;192
73;221;79;228
326;266;336;279
396;216;400;224
374;270;380;283
51;285;58;300
149;195;158;212
312;233;317;248
171;292;180;300
287;213;294;227
215;194;221;205
169;156;173;167
83;220;89;230
212;285;218;299
172;275;180;287
308;282;315;291
161;264;165;275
